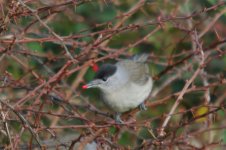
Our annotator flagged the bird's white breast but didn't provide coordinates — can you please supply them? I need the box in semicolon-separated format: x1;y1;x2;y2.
102;77;153;113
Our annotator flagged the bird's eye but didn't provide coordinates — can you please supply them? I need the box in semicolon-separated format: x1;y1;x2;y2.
102;77;108;81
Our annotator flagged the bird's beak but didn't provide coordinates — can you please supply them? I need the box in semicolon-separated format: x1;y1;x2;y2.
82;80;101;89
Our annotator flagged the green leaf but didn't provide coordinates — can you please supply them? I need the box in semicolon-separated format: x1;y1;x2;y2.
26;42;43;52
207;0;217;5
222;130;226;144
118;131;132;146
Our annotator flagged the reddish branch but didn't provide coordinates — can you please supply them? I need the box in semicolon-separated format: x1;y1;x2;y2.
0;0;226;149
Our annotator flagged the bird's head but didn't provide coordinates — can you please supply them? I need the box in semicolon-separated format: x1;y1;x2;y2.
83;64;121;91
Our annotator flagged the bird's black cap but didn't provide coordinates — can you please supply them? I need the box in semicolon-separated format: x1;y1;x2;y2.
95;64;117;81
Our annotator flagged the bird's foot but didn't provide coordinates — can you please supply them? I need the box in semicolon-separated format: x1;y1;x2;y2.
139;102;147;111
115;112;124;124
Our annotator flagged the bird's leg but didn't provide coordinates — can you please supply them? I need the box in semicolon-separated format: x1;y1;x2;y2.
115;112;124;124
139;102;147;111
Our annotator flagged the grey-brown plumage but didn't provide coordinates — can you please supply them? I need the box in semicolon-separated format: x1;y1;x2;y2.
117;59;149;85
85;54;153;123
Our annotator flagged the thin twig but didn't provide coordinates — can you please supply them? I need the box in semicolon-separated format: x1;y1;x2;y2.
159;30;205;137
17;0;74;60
0;98;42;148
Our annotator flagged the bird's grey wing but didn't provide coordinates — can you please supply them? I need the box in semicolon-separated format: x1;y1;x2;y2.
131;53;149;63
117;60;150;85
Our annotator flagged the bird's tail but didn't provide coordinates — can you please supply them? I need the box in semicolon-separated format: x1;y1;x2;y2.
132;53;149;62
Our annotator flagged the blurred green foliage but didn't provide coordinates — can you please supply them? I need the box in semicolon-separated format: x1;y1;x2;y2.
1;0;226;149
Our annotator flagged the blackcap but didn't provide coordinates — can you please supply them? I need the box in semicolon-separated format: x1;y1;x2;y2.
83;54;153;123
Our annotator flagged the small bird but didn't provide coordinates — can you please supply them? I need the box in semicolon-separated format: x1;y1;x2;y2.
83;54;153;123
